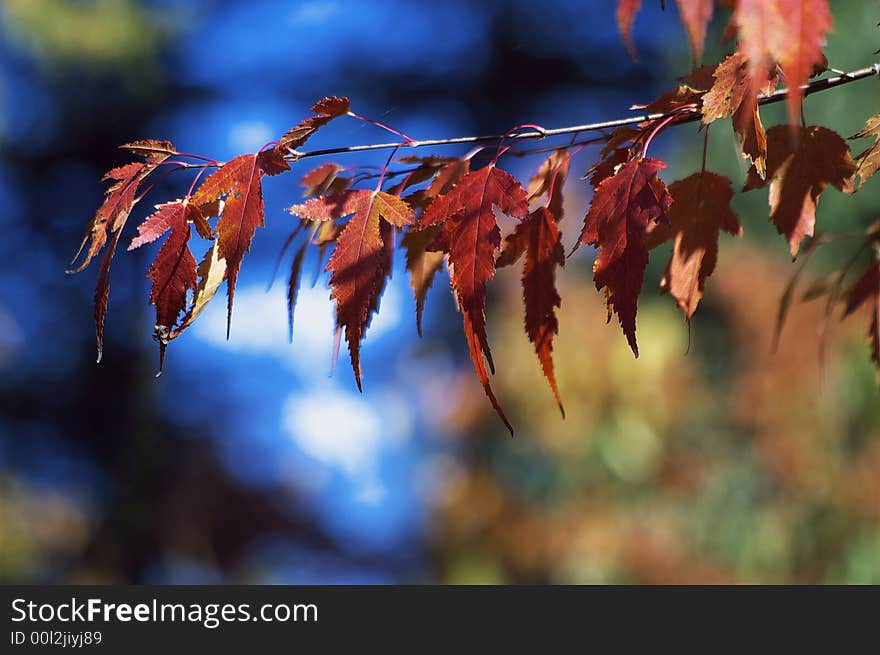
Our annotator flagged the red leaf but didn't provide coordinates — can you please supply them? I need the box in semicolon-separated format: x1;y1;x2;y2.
130;201;198;371
579;157;672;356
70;162;148;275
422;165;529;434
299;163;349;196
735;0;832;125
74;144;175;361
192;154;266;336
401;226;445;336
274;96;350;155
526;149;570;221
499;208;566;415
92;231;122;364
257;148;291;176
649;172;742;319
287;190;360;222
744;125;855;258
398;158;470;334
496;151;570;414
292;190;415;389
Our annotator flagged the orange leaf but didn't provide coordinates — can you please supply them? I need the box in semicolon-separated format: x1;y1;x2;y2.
702;52;777;178
653;172;742;319
735;0;832;125
744;125;855;259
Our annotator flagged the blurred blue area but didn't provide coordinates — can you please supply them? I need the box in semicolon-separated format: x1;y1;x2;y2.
0;0;689;583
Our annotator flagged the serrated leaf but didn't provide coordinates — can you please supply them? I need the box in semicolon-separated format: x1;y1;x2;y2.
173;241;227;338
649;172;742;319
274;96;350;155
499;207;566;415
735;0;832;125
744;125;856;258
192;154;266;337
307;191;416;389
579;157;672;356
129;201;198;370
422;165;529;434
401;226;445;336
702;52;777;178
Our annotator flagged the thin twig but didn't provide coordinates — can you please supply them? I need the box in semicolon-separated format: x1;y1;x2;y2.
286;64;880;161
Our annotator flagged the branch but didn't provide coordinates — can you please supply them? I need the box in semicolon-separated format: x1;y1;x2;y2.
288;64;880;161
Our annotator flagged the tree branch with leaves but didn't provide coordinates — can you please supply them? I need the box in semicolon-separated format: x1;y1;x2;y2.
69;0;880;434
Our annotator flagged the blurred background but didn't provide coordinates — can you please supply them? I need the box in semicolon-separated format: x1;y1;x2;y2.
1;0;879;584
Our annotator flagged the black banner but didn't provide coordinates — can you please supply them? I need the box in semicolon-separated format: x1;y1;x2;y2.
1;585;877;651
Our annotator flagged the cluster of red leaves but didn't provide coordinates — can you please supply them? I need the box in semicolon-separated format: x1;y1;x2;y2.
72;0;880;432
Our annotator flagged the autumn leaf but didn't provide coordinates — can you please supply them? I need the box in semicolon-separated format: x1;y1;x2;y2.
843;259;880;369
634;82;705;117
579;157;672;356
72;163;149;276
119;139;176;163
192;153;266;336
526;149;570;220
403;158;470;211
401;227;445;336
850;113;880;188
257;148;291;176
648;172;742;319
289;190;415;389
299;162;350;197
734;0;832;125
287;242;308;343
674;0;713;64
617;0;642;59
72;142;175;361
702;52;777;178
495;151;570;414
618;0;712;62
744;125;855;258
400;158;470;333
498;208;566;415
422;165;529;434
388;156;458;199
274;96;350;157
173;242;227;339
589;147;633;191
129;201;198;371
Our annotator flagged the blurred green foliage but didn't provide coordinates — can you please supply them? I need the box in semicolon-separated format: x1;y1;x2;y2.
1;0;164;71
